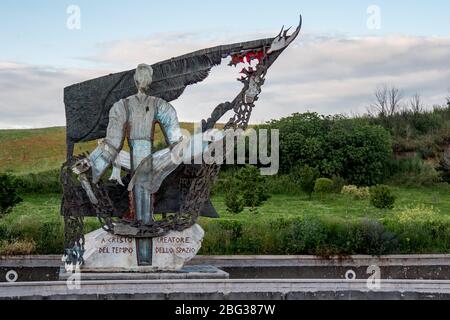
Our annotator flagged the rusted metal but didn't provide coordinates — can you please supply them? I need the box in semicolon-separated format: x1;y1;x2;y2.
61;17;302;266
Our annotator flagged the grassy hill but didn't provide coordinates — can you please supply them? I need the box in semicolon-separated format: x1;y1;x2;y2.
0;123;196;175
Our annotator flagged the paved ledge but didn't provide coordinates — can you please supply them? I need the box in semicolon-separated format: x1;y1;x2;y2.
189;255;450;267
2;255;450;268
1;279;450;300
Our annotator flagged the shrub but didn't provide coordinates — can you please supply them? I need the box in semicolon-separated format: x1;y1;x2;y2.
235;165;270;208
407;162;440;186
201;215;403;256
224;189;244;214
260;112;392;186
283;215;328;254
291;165;319;199
222;166;269;212
223;174;244;214
370;185;396;209
386;205;450;253
0;173;23;215
264;175;303;195
314;178;334;195
348;219;399;256
331;175;346;193
15;169;62;194
326;120;392;186
438;162;450;184
388;157;441;187
341;185;370;200
395;205;440;224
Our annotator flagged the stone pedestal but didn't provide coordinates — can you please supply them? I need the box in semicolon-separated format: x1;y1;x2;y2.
66;224;205;273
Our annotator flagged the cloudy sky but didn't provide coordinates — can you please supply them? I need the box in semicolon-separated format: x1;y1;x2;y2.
1;0;450;128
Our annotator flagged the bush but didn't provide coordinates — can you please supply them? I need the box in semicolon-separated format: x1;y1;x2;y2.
314;178;334;195
263;175;304;195
291;165;319;199
347;219;399;256
395;205;440;224
370;185;396;209
260;113;392;186
224;179;244;214
331;175;346;193
222;166;269;212
15;169;62;194
235;165;270;208
438;161;450;184
0;173;23;215
388;157;441;187
201;215;405;256
409;162;440;186
386;205;450;253
341;185;370;200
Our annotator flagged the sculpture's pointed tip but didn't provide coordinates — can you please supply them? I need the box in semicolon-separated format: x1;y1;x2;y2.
277;25;285;38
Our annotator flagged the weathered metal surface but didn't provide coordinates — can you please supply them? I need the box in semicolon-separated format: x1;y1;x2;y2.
61;17;303;264
60;168;218;218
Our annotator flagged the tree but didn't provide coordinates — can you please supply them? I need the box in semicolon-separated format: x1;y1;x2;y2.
325;120;392;186
369;85;404;117
387;86;403;116
410;93;423;114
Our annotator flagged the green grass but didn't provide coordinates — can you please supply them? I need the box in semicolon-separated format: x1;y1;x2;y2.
207;185;450;221
1;184;448;255
0;193;102;234
6;185;447;228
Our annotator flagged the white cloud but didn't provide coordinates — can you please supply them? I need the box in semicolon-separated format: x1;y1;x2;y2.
0;63;107;128
1;32;450;129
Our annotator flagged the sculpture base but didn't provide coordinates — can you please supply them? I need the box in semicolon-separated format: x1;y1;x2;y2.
59;265;229;280
65;225;205;273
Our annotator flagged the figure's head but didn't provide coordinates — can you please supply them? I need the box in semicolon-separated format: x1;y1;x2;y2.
134;64;154;92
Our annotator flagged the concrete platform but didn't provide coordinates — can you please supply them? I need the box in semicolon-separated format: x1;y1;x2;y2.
1;279;450;300
59;265;229;281
2;255;450;282
3;254;450;268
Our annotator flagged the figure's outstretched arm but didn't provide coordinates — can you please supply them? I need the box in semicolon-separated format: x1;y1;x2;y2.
89;100;127;184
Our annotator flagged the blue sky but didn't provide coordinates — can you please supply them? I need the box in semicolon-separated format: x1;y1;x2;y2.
0;1;450;128
1;0;449;68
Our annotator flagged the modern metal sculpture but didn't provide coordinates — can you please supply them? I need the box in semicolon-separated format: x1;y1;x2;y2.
61;16;302;270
